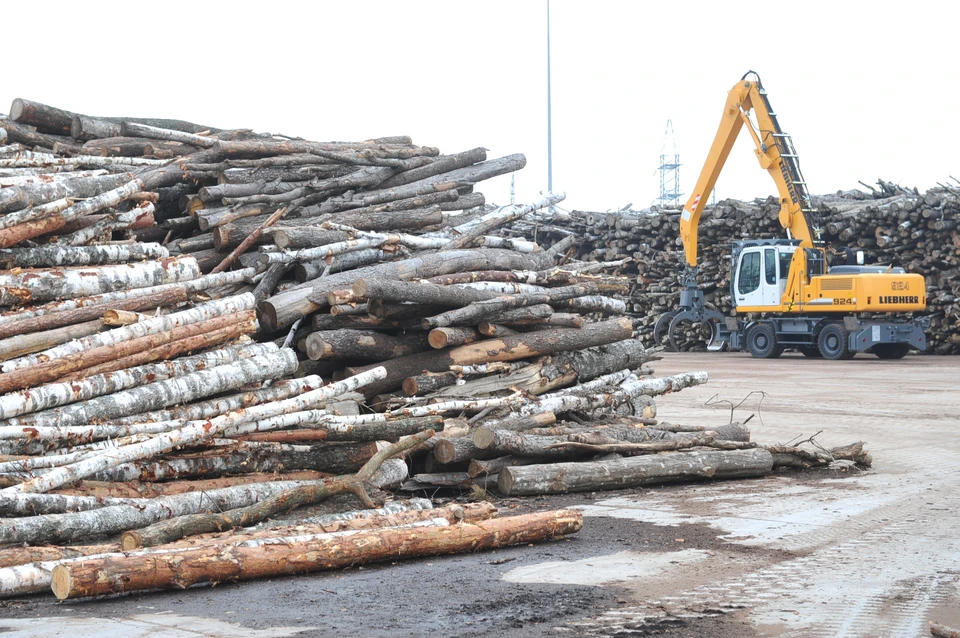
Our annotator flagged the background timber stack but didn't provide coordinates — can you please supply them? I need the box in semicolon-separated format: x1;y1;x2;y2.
505;179;960;353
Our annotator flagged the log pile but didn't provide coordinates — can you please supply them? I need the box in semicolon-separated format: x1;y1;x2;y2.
506;180;960;353
0;98;870;602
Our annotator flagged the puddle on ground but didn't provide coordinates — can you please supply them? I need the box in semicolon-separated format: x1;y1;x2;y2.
502;549;710;586
0;613;309;638
573;474;900;549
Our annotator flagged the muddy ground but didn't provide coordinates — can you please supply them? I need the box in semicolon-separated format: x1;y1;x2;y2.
2;352;958;637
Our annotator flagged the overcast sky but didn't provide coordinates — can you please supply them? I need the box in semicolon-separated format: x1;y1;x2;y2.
3;1;954;212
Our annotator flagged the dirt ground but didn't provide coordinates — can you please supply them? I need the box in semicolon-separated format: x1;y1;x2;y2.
2;351;958;638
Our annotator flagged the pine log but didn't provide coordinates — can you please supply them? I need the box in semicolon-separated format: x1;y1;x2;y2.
428;326;482;349
51;509;581;600
499;448;774;495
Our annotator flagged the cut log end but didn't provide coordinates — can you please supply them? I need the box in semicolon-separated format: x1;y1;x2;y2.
120;530;143;551
472;427;496;450
51;564;73;601
427;330;449;349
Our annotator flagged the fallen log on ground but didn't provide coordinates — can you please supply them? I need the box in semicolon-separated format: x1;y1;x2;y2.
50;508;583;600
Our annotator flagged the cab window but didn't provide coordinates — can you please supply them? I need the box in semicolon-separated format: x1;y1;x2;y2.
764;248;777;285
738;252;761;294
779;251;793;280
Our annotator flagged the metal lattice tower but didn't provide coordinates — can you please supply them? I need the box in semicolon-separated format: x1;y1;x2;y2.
656;120;682;208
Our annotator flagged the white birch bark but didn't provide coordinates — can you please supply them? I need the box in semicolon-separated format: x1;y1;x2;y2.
475;236;539;253
0;269;254;332
105;374;334;426
2;292;253;373
0;169;107;187
0;197;73;231
120;122;217;147
0;366;385;496
0;178;143;230
0;256;200;307
0;152;169;168
295;497;432;526
0;342;275;423
0;242;169;268
0;452;404;542
2;348;296;431
57;202;155;246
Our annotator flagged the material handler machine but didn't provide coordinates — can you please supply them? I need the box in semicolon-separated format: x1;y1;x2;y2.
655;71;928;359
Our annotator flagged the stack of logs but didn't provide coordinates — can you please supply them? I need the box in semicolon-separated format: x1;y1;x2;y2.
506;179;960;353
0;98;868;602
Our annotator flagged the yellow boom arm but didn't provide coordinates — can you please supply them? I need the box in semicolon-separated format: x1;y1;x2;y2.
679;73;818;268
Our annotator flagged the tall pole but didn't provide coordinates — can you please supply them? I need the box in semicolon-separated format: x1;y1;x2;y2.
546;0;553;193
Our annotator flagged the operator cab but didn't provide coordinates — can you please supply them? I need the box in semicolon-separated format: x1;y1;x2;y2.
730;239;799;309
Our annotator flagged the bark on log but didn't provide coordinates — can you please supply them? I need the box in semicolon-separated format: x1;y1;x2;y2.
421;283;599;329
350;317;633;397
0;242;168;268
0;268;252;342
120;432;432;549
0;256;199;306
498;448;774;495
304;329;430;361
0;319;103;362
0;343;273;423
263;248;553;331
0;311;258;394
50;509;581;600
2;292;254;373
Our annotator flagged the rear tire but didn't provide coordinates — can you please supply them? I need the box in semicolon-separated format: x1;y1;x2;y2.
873;343;910;359
799;345;822;358
746;323;783;359
818;324;854;360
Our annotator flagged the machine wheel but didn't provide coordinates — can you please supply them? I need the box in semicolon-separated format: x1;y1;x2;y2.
818;324;854;360
872;343;910;359
653;311;679;351
746;323;783;359
799;345;822;358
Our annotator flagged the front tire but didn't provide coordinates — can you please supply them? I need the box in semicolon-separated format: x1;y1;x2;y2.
818;324;854;360
746;323;783;359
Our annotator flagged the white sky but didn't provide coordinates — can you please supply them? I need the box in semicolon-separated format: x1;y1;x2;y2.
2;1;955;212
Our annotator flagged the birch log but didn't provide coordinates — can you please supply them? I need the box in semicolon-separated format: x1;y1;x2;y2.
0;256;200;306
0;268;254;341
0;243;168;268
1;292;253;373
0;342;275;422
